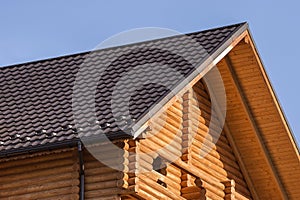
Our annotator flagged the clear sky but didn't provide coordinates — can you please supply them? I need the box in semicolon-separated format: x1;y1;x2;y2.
0;1;299;145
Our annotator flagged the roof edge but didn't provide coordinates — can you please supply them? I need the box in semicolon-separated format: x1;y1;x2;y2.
245;29;300;155
132;22;249;138
0;132;132;158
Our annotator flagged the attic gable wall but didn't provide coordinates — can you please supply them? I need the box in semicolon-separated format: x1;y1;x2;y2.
130;79;253;200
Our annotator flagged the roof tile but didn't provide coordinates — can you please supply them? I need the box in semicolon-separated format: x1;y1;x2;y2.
0;23;245;155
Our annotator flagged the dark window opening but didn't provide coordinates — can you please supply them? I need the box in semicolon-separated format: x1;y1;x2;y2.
153;156;167;188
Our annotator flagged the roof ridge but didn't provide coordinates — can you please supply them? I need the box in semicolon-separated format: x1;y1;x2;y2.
0;22;246;71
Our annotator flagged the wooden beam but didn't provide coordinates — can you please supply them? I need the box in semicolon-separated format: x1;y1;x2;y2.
223;123;259;200
224;55;289;200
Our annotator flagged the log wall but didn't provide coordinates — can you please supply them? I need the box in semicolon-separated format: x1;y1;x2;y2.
0;79;256;200
83;141;133;199
0;148;80;200
133;98;185;200
184;80;252;200
131;79;254;199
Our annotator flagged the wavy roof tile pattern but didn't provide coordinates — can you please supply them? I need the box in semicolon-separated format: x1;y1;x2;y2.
0;23;245;156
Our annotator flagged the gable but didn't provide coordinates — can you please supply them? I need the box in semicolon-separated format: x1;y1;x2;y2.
131;27;300;200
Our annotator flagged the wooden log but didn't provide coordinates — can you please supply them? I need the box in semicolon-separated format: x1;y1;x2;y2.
85;166;117;177
0;171;78;190
147;137;181;157
88;156;129;169
151;117;182;136
166;164;181;176
181;191;204;200
1;186;79;200
181;186;201;194
193;85;209;99
136;152;154;164
0;179;79;197
42;194;79;200
90;195;120;200
165;108;184;123
85;171;125;183
85;188;122;198
234;184;251;197
146;136;182;158
128;158;153;172
174;160;225;191
136;156;153;171
0;149;74;169
139;176;185;200
181;173;196;184
205;189;225;200
85;185;136;198
139;144;159;158
139;143;226;198
86;149;127;160
191;150;246;186
190;154;228;181
148;123;182;145
84;145;126;157
165;170;181;183
190;141;241;172
0;157;75;175
146;127;182;151
85;179;126;191
0;163;78;183
222;179;235;200
156;109;183;126
172;99;183;110
235;191;252;200
167;103;183;117
191;127;234;157
84;160;120;171
137;184;161;200
141;139;182;162
224;193;235;200
139;171;181;193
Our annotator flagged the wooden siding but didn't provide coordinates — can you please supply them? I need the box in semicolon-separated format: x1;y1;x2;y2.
217;55;282;199
218;38;300;199
0;148;80;200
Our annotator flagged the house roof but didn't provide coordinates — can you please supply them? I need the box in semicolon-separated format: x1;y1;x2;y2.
0;22;246;156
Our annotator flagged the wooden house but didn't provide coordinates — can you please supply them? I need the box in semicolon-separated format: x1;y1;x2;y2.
0;22;299;200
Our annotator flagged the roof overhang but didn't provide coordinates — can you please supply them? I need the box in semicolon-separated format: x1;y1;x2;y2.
132;23;300;199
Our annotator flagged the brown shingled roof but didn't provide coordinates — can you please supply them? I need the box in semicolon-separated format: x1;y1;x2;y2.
0;22;246;156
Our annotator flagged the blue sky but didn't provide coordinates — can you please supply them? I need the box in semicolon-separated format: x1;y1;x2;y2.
0;1;299;145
